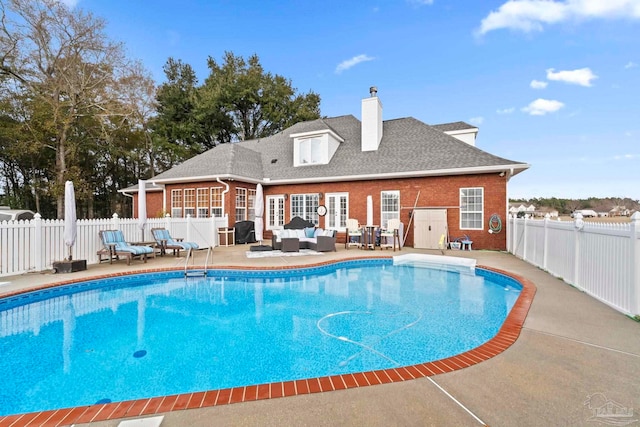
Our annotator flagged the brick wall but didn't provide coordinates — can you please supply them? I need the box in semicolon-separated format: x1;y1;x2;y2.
135;173;509;250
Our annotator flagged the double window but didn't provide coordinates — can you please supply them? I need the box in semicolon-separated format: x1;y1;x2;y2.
235;187;256;221
460;187;483;229
298;137;323;165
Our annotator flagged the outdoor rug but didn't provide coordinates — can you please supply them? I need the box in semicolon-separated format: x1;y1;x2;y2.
245;249;324;259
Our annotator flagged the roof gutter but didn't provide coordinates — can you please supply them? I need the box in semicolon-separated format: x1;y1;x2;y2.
264;163;531;185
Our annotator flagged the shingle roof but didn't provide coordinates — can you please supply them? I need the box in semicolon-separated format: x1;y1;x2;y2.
143;114;528;186
431;121;477;132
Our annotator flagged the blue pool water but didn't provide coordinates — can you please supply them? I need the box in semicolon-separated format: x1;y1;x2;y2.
0;259;521;416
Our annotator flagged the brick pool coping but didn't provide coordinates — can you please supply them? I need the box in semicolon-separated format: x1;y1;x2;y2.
0;257;536;427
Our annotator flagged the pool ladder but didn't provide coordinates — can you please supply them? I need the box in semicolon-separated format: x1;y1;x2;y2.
184;246;212;278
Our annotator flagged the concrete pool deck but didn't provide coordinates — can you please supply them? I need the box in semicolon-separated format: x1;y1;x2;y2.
0;245;638;427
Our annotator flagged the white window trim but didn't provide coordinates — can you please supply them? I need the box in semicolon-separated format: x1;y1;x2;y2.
380;190;400;229
266;195;285;231
460;187;484;230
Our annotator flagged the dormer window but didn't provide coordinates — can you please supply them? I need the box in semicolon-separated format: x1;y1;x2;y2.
299;137;323;164
291;129;344;167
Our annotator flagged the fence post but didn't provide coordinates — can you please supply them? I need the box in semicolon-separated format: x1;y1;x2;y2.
211;215;219;247
33;213;44;272
186;214;193;242
164;213;172;233
543;213;550;270
522;215;528;261
111;213;120;230
630;212;640;316
573;212;584;286
511;214;517;256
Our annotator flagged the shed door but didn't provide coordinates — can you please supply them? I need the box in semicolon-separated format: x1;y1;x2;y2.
413;209;447;249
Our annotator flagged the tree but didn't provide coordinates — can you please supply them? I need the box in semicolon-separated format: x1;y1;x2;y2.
150;58;204;164
201;51;320;142
0;0;151;218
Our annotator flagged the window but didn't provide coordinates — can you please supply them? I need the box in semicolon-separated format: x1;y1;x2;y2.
299;137;323;165
171;190;182;218
235;188;247;221
184;189;195;217
197;188;209;217
460;187;483;229
381;191;400;228
290;194;320;225
210;187;223;218
248;188;256;220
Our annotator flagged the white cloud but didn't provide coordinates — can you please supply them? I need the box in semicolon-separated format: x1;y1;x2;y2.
613;153;638;160
624;61;638;69
522;98;565;115
546;67;597;86
497;107;515;114
469;116;484;125
477;0;640;35
530;79;548;89
407;0;434;5
335;54;375;74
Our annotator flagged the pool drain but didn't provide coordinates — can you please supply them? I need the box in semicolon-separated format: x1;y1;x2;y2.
133;350;147;358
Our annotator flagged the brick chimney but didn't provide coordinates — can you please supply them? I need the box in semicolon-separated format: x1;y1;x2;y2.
361;86;383;152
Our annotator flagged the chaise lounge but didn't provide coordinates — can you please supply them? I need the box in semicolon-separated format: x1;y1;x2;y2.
151;228;199;257
271;216;337;252
98;230;155;265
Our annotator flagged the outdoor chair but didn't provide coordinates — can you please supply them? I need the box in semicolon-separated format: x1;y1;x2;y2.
151;228;199;257
380;218;401;251
98;230;155;265
345;218;362;249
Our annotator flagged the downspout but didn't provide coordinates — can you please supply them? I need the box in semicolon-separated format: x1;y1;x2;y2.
121;191;134;217
217;177;230;218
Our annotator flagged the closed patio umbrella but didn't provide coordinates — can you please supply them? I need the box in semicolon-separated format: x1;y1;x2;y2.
366;195;373;226
138;179;147;242
64;181;77;261
254;183;264;244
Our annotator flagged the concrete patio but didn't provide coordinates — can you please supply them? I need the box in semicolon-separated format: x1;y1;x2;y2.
1;244;638;427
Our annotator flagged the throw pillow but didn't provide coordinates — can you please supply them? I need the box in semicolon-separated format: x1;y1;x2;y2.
322;229;334;237
304;227;315;238
314;228;323;237
295;229;306;239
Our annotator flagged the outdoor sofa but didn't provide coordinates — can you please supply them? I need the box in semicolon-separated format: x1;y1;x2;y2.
271;216;337;252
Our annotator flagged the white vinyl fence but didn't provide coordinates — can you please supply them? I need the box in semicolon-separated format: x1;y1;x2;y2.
0;214;228;277
507;212;640;317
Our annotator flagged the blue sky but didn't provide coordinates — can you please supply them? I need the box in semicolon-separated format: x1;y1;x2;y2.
70;0;639;200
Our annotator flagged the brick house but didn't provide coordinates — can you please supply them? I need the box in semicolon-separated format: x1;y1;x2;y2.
124;88;529;250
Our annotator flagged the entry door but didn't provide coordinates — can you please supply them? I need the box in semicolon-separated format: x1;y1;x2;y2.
413;209;447;249
325;193;347;230
266;195;285;230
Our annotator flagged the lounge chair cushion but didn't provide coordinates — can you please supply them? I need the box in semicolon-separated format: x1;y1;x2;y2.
100;230;153;255
152;229;199;250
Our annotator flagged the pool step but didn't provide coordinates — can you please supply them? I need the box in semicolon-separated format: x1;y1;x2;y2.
117;415;164;427
185;270;207;277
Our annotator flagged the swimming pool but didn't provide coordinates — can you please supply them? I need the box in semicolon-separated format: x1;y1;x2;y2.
0;258;525;417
